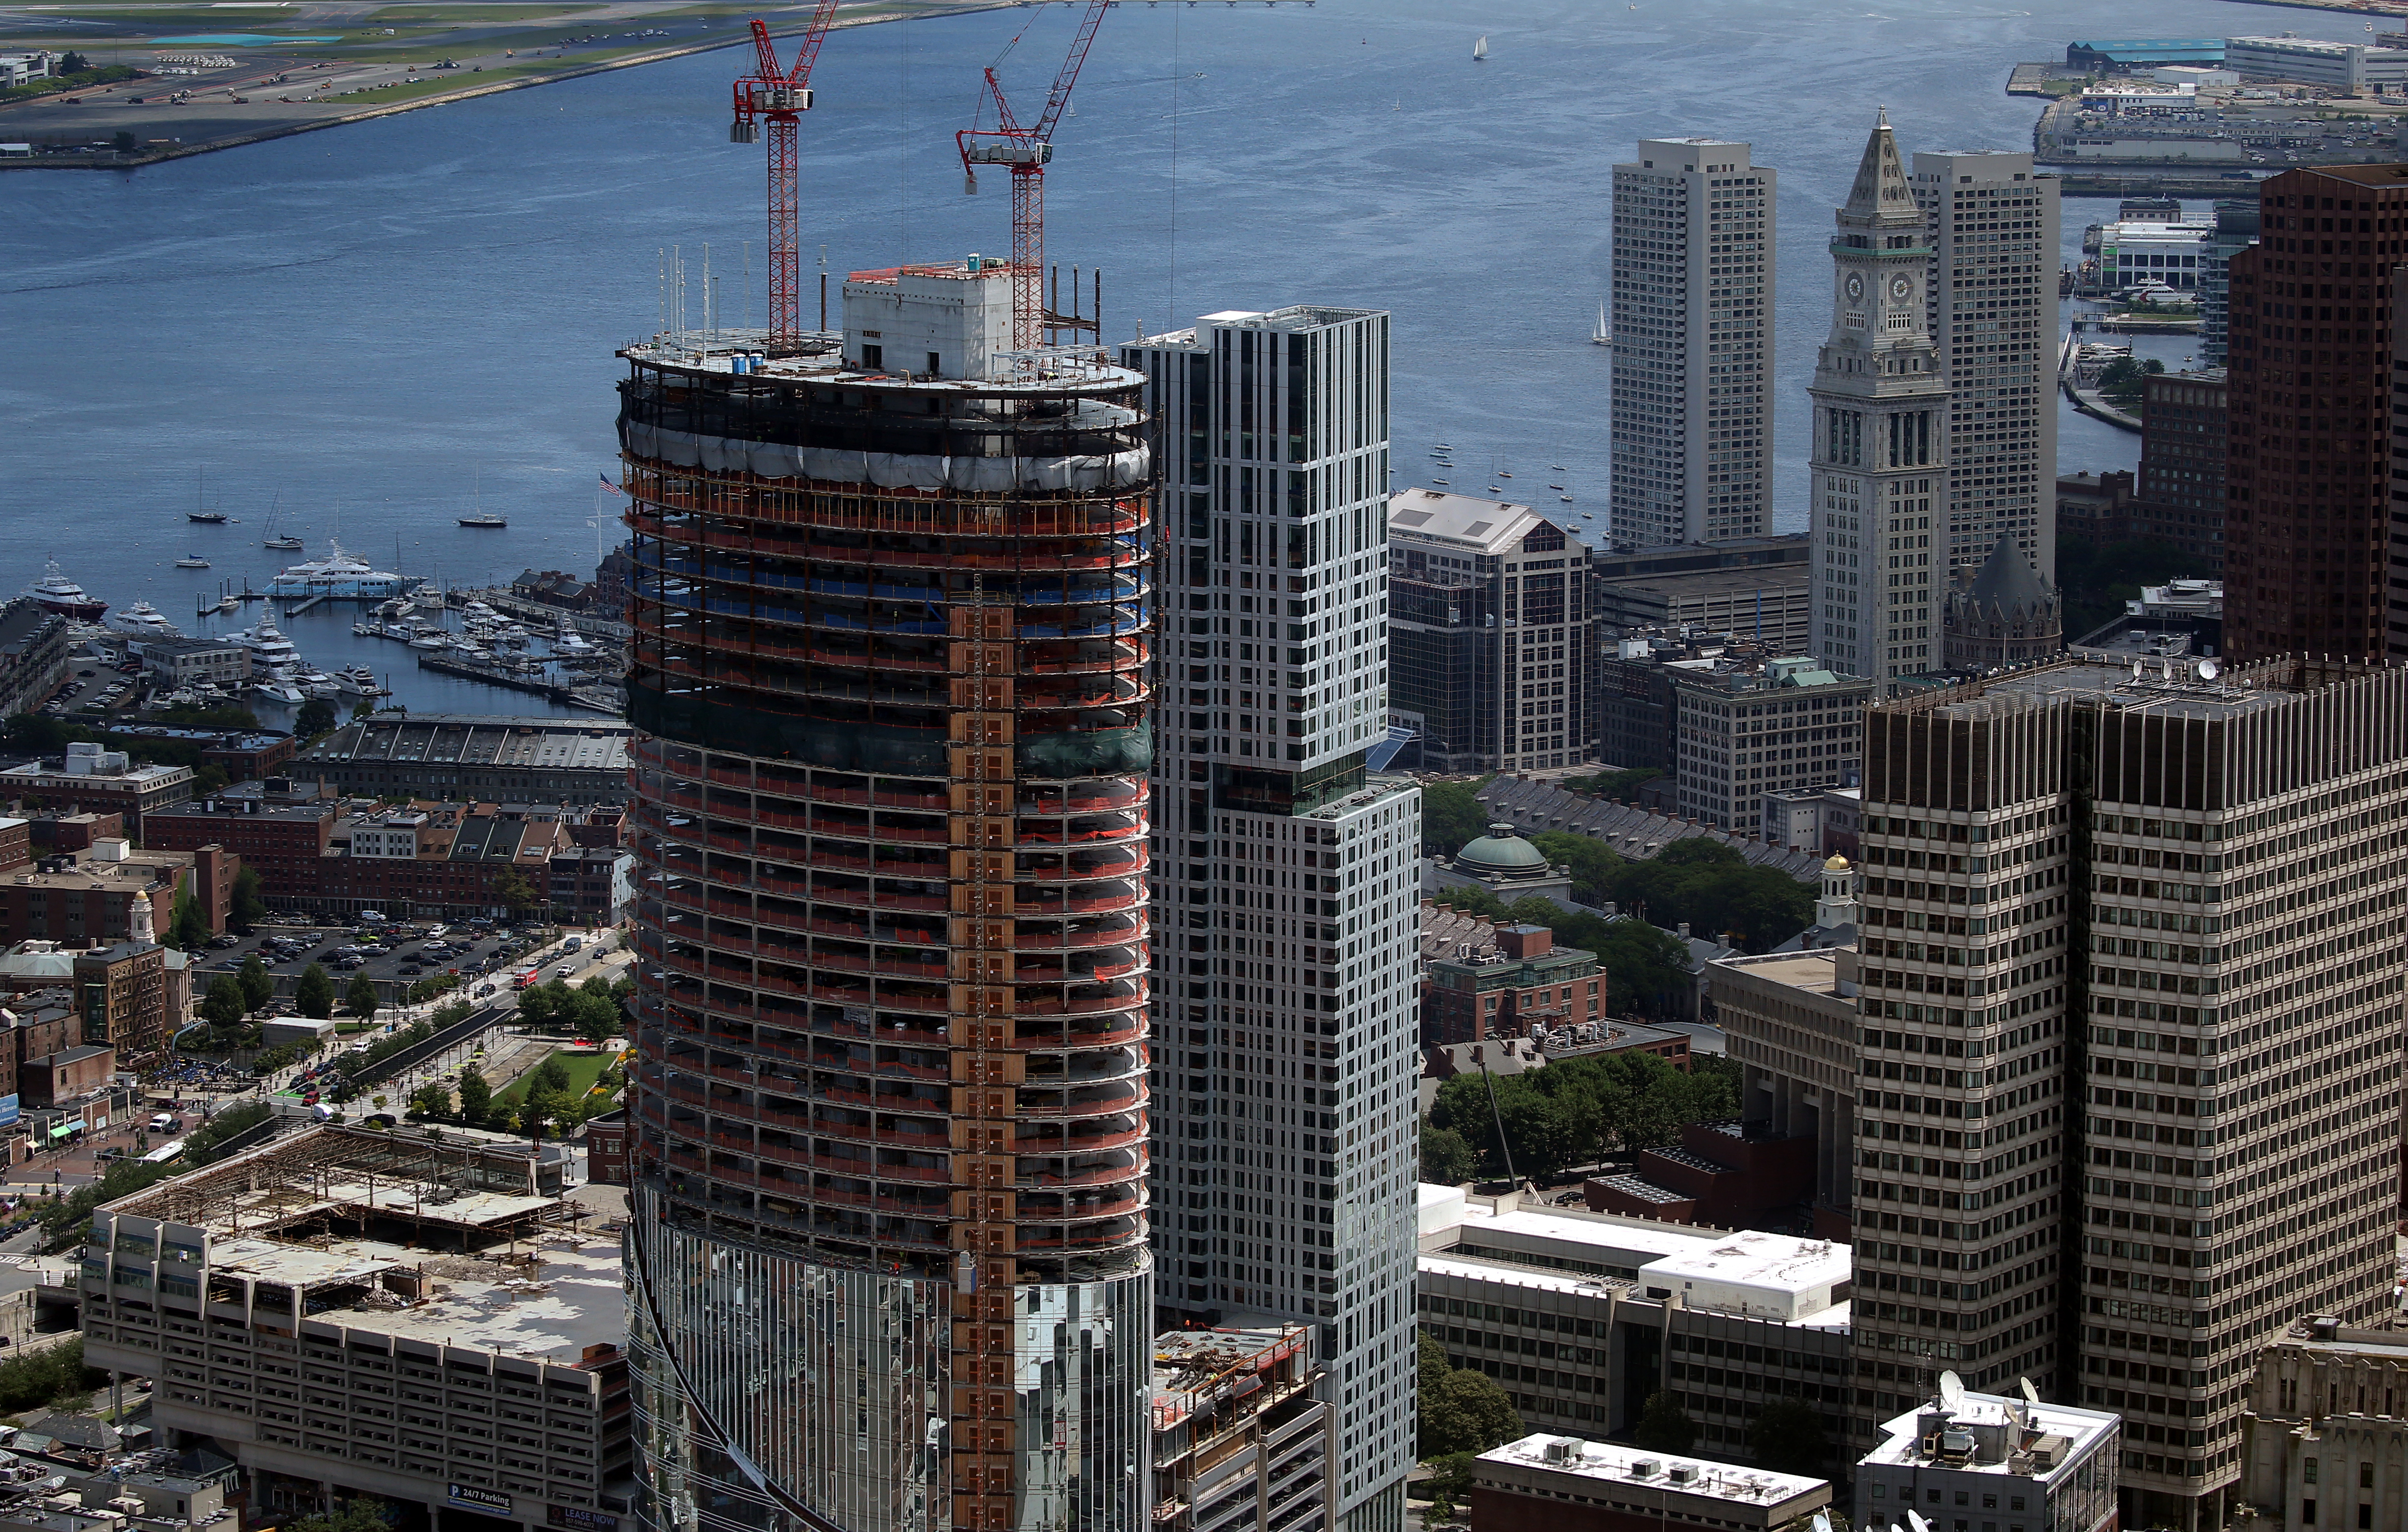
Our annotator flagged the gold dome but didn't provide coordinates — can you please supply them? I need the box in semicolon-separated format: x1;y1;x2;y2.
1824;854;1852;871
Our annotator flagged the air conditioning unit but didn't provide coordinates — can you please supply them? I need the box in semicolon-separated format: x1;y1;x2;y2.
1666;1465;1697;1486
1629;1460;1660;1480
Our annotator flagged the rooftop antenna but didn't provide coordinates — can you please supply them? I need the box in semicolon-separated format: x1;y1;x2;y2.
1938;1369;1965;1412
2020;1376;2042;1409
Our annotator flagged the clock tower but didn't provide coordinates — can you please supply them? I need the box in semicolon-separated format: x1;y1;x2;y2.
1808;110;1950;692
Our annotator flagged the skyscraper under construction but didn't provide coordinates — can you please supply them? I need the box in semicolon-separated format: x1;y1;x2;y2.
617;260;1156;1532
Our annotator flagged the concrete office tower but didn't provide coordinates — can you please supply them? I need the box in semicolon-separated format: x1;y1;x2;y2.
617;261;1157;1532
1809;114;1951;690
1608;138;1776;548
1855;655;2407;1532
2225;166;2401;663
1910;148;2061;583
1122;307;1421;1532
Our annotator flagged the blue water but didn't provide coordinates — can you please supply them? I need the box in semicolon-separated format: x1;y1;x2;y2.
0;0;2367;705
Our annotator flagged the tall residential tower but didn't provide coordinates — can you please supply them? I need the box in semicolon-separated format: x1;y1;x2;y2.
620;262;1157;1532
1809;114;1950;690
1609;138;1776;548
1910;149;2061;584
1123;307;1422;1532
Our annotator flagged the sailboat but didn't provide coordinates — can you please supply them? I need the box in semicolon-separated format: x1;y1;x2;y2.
1472;34;1488;61
1592;304;1612;345
188;466;227;524
459;467;507;527
262;492;303;551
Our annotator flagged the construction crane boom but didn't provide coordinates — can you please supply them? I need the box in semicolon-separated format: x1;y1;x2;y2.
729;4;841;349
955;0;1111;351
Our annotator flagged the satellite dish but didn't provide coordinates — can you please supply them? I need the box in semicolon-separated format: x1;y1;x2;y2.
1938;1370;1965;1411
1908;1511;1934;1532
2021;1376;2043;1409
2131;660;2145;680
1812;1515;1834;1532
2197;658;2219;682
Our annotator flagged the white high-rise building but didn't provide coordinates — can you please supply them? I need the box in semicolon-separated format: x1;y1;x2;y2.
1123;307;1423;1532
1910;148;2062;584
1810;113;1951;691
1609;137;1776;549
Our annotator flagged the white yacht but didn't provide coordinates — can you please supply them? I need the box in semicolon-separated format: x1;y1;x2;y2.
334;666;387;697
230;622;302;676
265;541;411;600
251;680;305;705
106;601;182;640
551;621;596;657
407;627;452;651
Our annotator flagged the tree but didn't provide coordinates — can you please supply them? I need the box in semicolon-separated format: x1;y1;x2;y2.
1428;883;1505;919
294;962;335;1020
345;975;379;1021
1420;779;1494;858
1418;1366;1523;1458
230;867;267;934
1633;1390;1698;1455
532;1055;572;1093
1748;1396;1829;1478
237;954;275;1012
1532;831;1623;906
492;865;539;915
112;129;136;154
59;51;90;73
408;1081;452;1119
1421;1451;1477;1523
289;1497;394;1532
167;885;209;950
455;1066;492;1128
516;981;559;1027
1420;1125;1478;1186
294;697;337;740
200;975;247;1029
191;762;231;796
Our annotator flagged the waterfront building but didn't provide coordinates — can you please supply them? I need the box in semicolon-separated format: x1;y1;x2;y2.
1809;115;1952;689
1470;1434;1831;1532
1124;305;1419;1532
1608;138;1776;547
1852;656;2408;1532
2231;1316;2408;1531
2135;369;2227;574
290;715;633;806
2097;215;2214;292
1855;1381;2121;1532
2226;36;2408;94
2224;166;2397;662
2065;41;2227;72
0;600;67;719
1670;655;1873;832
1387;490;1594;774
130;635;250;690
619;263;1157;1532
1418;1189;1854;1453
1910;147;2062;587
79;1124;635;1532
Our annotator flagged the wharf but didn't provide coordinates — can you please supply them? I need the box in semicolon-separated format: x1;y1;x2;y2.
2006;62;2062;98
414;651;605;709
451;587;630;644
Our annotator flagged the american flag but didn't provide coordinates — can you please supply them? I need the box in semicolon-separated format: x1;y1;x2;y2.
597;473;623;496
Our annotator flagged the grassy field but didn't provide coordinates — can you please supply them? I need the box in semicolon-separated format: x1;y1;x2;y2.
495;1048;614;1109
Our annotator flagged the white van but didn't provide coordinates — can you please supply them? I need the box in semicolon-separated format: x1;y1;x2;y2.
148;1112;176;1132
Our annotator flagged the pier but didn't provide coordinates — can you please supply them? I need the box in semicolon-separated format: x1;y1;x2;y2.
414;651;622;714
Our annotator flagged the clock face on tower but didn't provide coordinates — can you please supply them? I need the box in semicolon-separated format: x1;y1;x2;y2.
1890;274;1914;301
1845;273;1865;302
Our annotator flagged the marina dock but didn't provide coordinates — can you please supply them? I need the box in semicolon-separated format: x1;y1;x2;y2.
413;651;622;714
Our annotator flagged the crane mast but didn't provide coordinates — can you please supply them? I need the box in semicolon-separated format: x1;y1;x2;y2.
955;0;1110;352
729;4;840;349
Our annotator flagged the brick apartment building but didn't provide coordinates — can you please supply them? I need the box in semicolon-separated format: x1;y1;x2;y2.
144;779;338;890
1422;924;1605;1047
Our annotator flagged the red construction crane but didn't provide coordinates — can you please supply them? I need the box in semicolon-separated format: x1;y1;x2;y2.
955;0;1110;352
730;5;840;349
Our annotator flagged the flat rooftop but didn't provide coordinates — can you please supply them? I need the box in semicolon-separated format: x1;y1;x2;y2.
1864;1389;2121;1482
1715;949;1849;999
296;716;629;771
1477;1433;1827;1508
1386;489;1578;556
1902;657;2312;723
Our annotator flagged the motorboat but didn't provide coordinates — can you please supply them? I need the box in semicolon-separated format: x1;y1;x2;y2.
174;553;211;569
334;666;386;696
551;620;596;657
251;680;305;705
106;601;181;640
230;621;302;675
24;560;105;620
266;540;413;600
407;628;452;650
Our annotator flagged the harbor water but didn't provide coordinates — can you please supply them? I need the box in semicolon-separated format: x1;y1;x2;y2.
1;0;2357;678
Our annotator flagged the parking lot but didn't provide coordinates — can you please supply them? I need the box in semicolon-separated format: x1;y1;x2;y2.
188;917;614;1006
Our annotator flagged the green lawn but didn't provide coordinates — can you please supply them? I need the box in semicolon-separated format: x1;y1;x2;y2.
495;1048;614;1108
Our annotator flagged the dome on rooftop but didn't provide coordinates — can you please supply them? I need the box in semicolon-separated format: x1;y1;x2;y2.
1824;854;1852;872
1457;821;1550;876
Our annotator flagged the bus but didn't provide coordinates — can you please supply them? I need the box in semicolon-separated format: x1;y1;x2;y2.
139;1140;185;1166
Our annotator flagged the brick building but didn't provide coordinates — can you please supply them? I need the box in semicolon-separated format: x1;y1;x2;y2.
0;745;193;837
72;941;169;1064
143;780;338;890
2055;469;2141;543
22;1044;113;1107
583;1108;628;1186
23;812;118;853
2223;165;2400;662
0;838;231;947
1422;924;1604;1047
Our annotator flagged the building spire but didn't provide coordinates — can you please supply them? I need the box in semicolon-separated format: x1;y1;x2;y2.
1842;111;1915;226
